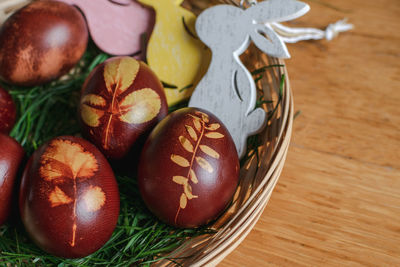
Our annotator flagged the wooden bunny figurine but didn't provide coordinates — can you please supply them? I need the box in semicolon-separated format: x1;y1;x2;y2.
189;0;309;158
138;0;210;106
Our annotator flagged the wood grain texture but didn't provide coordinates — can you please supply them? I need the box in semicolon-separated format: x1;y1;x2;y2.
220;0;400;265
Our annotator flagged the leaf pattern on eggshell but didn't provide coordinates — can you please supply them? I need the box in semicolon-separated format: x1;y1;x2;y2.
80;58;162;150
173;176;188;185
171;111;226;224
189;169;198;184
205;132;225;139
104;56;139;96
195;156;214;173
40;139;98;182
82;186;106;212
179;136;194;153
49;186;73;207
118;88;161;124
184;183;197;200
185;125;198;141
200;145;220;159
205;123;220;131
171;154;190;167
190;115;202;132
39;139;104;247
180;193;187;209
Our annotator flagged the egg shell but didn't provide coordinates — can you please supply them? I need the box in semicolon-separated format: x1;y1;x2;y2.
0;0;88;86
19;136;120;258
0;86;16;134
138;108;239;228
79;56;168;159
0;134;24;225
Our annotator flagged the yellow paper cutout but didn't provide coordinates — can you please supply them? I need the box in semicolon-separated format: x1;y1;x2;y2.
138;0;211;106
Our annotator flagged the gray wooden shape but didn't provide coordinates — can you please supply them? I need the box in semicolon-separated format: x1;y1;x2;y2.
189;0;309;158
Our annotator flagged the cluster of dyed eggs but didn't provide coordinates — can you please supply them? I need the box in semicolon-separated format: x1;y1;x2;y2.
0;0;239;260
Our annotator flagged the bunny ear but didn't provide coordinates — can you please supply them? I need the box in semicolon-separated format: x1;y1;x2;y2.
250;24;290;58
246;0;310;23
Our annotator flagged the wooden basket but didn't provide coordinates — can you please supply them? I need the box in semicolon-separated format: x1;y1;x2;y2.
1;0;293;265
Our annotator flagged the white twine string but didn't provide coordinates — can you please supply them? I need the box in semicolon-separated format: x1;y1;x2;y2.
270;19;354;42
240;0;353;43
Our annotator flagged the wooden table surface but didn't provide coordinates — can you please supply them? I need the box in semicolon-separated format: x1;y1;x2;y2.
221;0;400;266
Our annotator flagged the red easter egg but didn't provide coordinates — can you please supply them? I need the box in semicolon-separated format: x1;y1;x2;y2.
19;136;120;258
0;86;16;134
0;0;88;86
79;56;168;159
138;108;239;228
0;134;24;225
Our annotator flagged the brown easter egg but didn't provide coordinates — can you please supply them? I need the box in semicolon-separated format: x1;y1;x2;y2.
19;136;120;258
0;134;24;225
0;86;16;134
79;56;168;159
0;0;88;86
138;108;239;228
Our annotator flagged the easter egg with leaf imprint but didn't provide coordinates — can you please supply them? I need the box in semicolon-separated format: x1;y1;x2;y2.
0;86;16;134
19;136;119;258
79;56;168;159
138;108;239;228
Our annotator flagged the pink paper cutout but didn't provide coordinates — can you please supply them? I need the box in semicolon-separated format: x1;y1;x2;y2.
55;0;155;56
109;0;131;5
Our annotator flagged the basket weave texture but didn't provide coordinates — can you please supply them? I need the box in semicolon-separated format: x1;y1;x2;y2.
1;0;293;265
